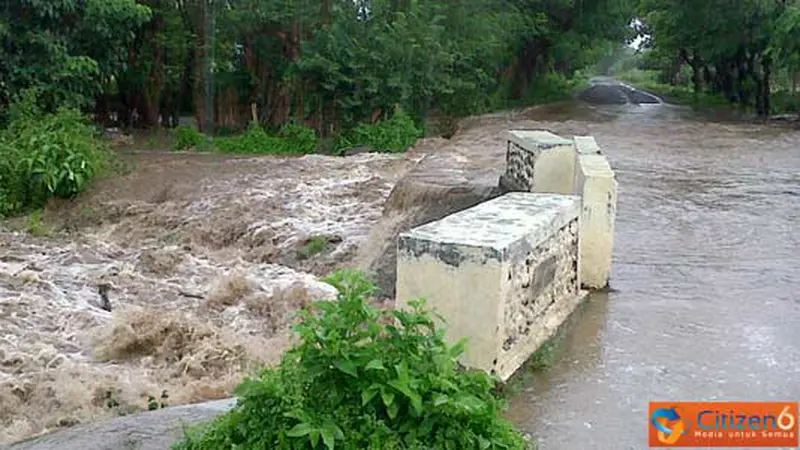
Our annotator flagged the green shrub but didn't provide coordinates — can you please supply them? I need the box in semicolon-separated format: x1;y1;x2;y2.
524;72;588;105
173;124;211;151
174;270;528;450
0;93;111;217
771;90;800;114
335;110;422;154
214;121;319;155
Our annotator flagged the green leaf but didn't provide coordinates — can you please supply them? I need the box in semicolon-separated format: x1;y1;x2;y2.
387;380;413;399
333;359;358;378
361;386;378;406
454;394;484;412
387;401;400;420
408;392;423;417
432;393;449;407
394;361;410;384
286;422;314;437
449;338;468;357
380;387;395;407
365;359;386;371
321;428;335;450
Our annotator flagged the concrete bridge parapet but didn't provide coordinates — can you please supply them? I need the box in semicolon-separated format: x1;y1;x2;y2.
396;129;617;380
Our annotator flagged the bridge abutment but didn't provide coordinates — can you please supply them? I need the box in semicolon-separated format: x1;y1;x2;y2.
395;129;617;380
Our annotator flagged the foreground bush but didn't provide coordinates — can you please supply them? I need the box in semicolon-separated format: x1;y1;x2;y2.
0;94;111;217
174;270;528;450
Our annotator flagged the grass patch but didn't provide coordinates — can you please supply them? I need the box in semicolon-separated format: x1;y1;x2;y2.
612;68;800;114
615;69;731;109
174;270;531;450
617;68;800;115
170;109;423;157
25;209;51;237
214;122;319;156
297;236;332;260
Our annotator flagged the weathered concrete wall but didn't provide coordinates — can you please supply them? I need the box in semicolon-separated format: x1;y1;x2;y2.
573;136;617;289
501;130;618;290
395;193;587;381
501;130;576;194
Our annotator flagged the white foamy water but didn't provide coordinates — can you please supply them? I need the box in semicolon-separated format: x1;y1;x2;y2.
0;151;413;444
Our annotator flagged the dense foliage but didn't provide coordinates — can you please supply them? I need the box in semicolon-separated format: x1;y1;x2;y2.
4;0;798;215
174;270;529;450
1;0;638;135
0;92;111;217
628;0;800;115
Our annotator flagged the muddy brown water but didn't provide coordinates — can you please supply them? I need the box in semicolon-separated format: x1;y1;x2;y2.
504;102;800;449
1;97;798;448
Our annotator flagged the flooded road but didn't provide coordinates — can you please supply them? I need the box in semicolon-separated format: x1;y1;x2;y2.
505;102;800;449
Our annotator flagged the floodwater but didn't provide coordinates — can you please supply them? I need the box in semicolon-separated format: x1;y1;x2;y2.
1;83;798;448
505;99;800;449
0;152;414;444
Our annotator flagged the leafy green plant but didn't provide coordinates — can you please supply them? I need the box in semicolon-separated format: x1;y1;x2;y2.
213;121;319;155
173;125;211;151
335;110;422;155
0;92;112;217
174;270;528;450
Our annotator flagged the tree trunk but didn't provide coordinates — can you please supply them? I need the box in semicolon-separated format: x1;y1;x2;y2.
760;56;772;117
192;1;207;131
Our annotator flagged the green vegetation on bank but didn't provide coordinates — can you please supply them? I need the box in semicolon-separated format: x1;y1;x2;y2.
0;92;113;217
614;68;736;109
174;270;531;450
172;109;423;156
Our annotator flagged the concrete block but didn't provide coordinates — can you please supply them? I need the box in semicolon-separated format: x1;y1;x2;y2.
573;135;603;155
396;192;588;381
573;136;617;289
504;130;576;194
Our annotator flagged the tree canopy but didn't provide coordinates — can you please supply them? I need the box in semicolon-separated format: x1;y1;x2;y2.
1;0;638;133
4;0;797;133
636;0;800;115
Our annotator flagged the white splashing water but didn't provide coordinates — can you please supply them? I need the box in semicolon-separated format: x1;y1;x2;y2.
0;151;413;443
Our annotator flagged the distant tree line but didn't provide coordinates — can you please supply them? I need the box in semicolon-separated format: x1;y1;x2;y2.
636;0;800;115
4;0;795;135
0;0;637;135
